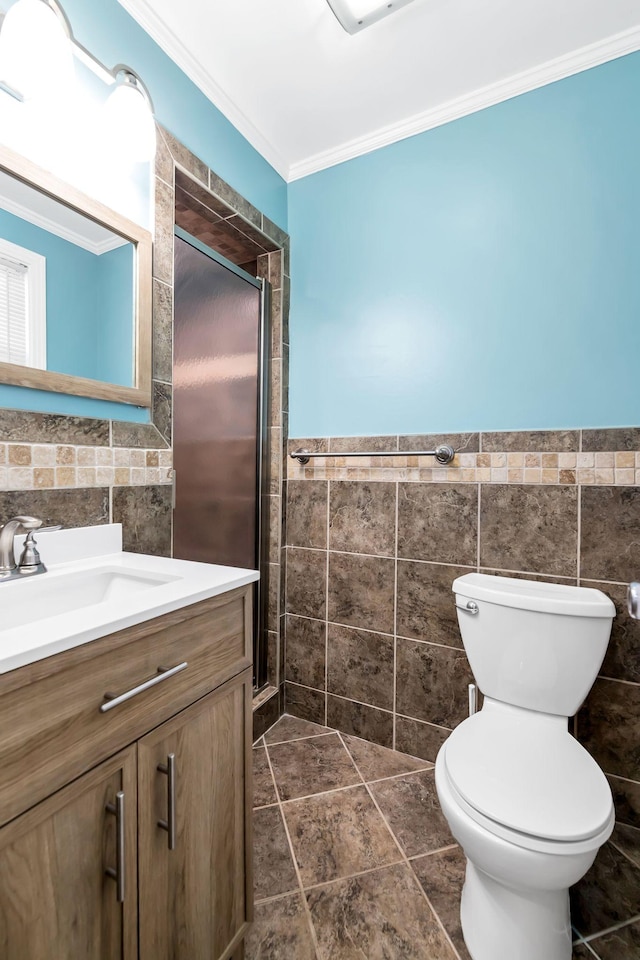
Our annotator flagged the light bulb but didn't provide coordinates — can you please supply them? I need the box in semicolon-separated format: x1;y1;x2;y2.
104;73;156;164
0;0;74;100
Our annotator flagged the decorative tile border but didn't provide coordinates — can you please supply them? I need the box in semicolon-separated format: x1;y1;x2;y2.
0;444;173;490
288;433;640;485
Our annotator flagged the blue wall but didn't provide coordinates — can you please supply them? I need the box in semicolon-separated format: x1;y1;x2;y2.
288;52;640;437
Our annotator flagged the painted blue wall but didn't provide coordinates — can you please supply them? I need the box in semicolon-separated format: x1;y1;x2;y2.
288;52;640;437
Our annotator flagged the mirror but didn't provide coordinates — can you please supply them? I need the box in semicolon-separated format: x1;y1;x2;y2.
0;144;152;406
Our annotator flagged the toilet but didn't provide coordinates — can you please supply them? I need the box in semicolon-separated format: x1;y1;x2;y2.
435;573;616;960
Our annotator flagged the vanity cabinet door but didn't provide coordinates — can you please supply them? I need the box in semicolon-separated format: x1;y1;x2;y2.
138;668;252;960
0;746;137;960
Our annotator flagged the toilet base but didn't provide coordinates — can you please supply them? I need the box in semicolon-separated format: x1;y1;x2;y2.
461;860;572;960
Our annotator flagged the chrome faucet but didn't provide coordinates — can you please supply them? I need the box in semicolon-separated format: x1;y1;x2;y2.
0;516;45;579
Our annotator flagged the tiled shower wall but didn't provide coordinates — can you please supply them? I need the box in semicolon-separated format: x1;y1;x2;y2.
0;126;290;709
284;428;640;828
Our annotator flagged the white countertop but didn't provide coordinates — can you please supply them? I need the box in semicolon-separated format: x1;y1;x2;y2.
0;524;259;674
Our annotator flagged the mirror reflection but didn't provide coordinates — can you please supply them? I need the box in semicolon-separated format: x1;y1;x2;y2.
0;168;136;388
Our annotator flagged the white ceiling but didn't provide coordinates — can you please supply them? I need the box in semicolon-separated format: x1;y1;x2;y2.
118;0;640;181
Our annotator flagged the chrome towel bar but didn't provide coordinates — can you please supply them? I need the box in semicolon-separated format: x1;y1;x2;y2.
290;444;456;465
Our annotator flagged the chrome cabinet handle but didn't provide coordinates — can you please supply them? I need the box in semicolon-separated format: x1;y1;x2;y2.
456;600;479;615
105;790;125;903
100;662;188;713
157;753;176;850
628;582;640;620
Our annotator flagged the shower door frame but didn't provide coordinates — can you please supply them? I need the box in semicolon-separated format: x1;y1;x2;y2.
173;226;271;691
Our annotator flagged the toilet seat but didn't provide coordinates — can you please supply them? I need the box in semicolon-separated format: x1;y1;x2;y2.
443;704;613;852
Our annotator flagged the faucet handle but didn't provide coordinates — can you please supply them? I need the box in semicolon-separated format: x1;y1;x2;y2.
6;515;43;531
19;531;43;570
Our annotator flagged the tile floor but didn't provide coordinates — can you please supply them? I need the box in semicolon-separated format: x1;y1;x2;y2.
247;715;640;960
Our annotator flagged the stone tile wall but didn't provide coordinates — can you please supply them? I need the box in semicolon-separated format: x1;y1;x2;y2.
284;428;640;828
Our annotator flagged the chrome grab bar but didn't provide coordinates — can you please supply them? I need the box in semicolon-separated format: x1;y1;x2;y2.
100;662;188;713
290;444;456;465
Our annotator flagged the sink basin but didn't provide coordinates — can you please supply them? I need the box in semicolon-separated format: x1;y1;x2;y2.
0;566;181;630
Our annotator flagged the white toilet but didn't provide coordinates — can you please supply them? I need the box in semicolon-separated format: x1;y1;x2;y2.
435;573;616;960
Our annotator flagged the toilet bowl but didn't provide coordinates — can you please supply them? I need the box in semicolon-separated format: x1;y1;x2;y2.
435;573;616;960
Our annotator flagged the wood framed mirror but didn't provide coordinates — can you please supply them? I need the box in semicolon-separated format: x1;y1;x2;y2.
0;144;152;407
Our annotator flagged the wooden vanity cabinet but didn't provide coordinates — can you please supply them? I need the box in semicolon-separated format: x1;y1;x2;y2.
0;585;253;960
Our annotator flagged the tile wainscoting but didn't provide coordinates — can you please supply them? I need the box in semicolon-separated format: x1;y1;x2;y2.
284;428;640;828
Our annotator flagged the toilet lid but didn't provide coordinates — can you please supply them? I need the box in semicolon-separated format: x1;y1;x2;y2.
444;709;613;842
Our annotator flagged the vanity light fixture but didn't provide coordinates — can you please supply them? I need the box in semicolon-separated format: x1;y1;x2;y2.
326;0;416;34
104;69;157;163
0;0;73;100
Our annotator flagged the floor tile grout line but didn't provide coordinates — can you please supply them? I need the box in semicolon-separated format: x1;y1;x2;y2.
263;728;334;747
261;738;323;959
274;757;437;807
608;837;640;870
580;912;640;944
336;731;465;960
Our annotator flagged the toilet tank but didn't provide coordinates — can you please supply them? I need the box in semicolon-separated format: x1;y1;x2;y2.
452;574;616;717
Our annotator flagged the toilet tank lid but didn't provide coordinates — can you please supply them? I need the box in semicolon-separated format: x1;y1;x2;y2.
452;573;615;618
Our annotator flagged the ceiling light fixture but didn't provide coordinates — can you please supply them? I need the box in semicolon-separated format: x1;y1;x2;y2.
326;0;416;34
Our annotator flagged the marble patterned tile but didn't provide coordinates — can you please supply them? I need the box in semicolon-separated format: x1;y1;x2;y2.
328;481;396;557
399;432;479;454
581;487;640;583
264;714;330;744
411;846;471;960
328;436;397;454
306;862;457;960
283;785;400;887
581;582;640;684
152;380;172;445
253;805;299;901
112;484;172;556
608;774;640;829
245;893;317;960
578;678;640;782
159;126;208;184
153;176;174;284
369;769;454;857
610;823;640;869
396;638;474;729
0;487;108;529
285;616;326;689
111;421;168;449
285;682;327;726
327;696;393;748
152;278;173;384
396;561;474;647
268;734;361;801
572;944;599;959
253;744;277;808
397;483;478;566
395;716;452;764
480;484;578;576
581;428;640;452
286;480;328;549
327;552;395;634
0;410;109;446
582;920;640;959
481;429;579;452
286;548;327;619
327;624;394;710
570;842;640;937
341;735;432;782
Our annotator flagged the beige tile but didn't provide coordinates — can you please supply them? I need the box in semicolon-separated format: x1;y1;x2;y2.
524;468;541;483
490;467;507;482
34;468;54;488
56;445;75;465
595;469;615;484
595;452;615;469
525;453;541;468
477;453;491;468
490;454;506;468
77;467;97;486
130;449;146;467
146;467;160;484
541;469;558;484
114;448;130;467
146;450;159;467
115;468;131;485
507;452;524;467
578;469;596;484
541;453;558;468
131;467;146;484
559;452;577;470
159;450;172;468
96;467;114;486
32;444;56;467
616;452;635;469
578;453;595;469
8;444;31;466
476;468;491;481
7;466;32;488
56;467;76;487
615;469;635;485
508;468;524;483
77;447;96;466
95;448;113;466
0;444;6;464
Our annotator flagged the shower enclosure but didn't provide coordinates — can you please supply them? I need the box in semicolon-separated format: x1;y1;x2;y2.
173;227;269;689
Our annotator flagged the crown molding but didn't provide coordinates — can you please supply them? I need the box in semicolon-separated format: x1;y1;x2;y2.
117;0;290;180
0;196;126;255
288;24;640;181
